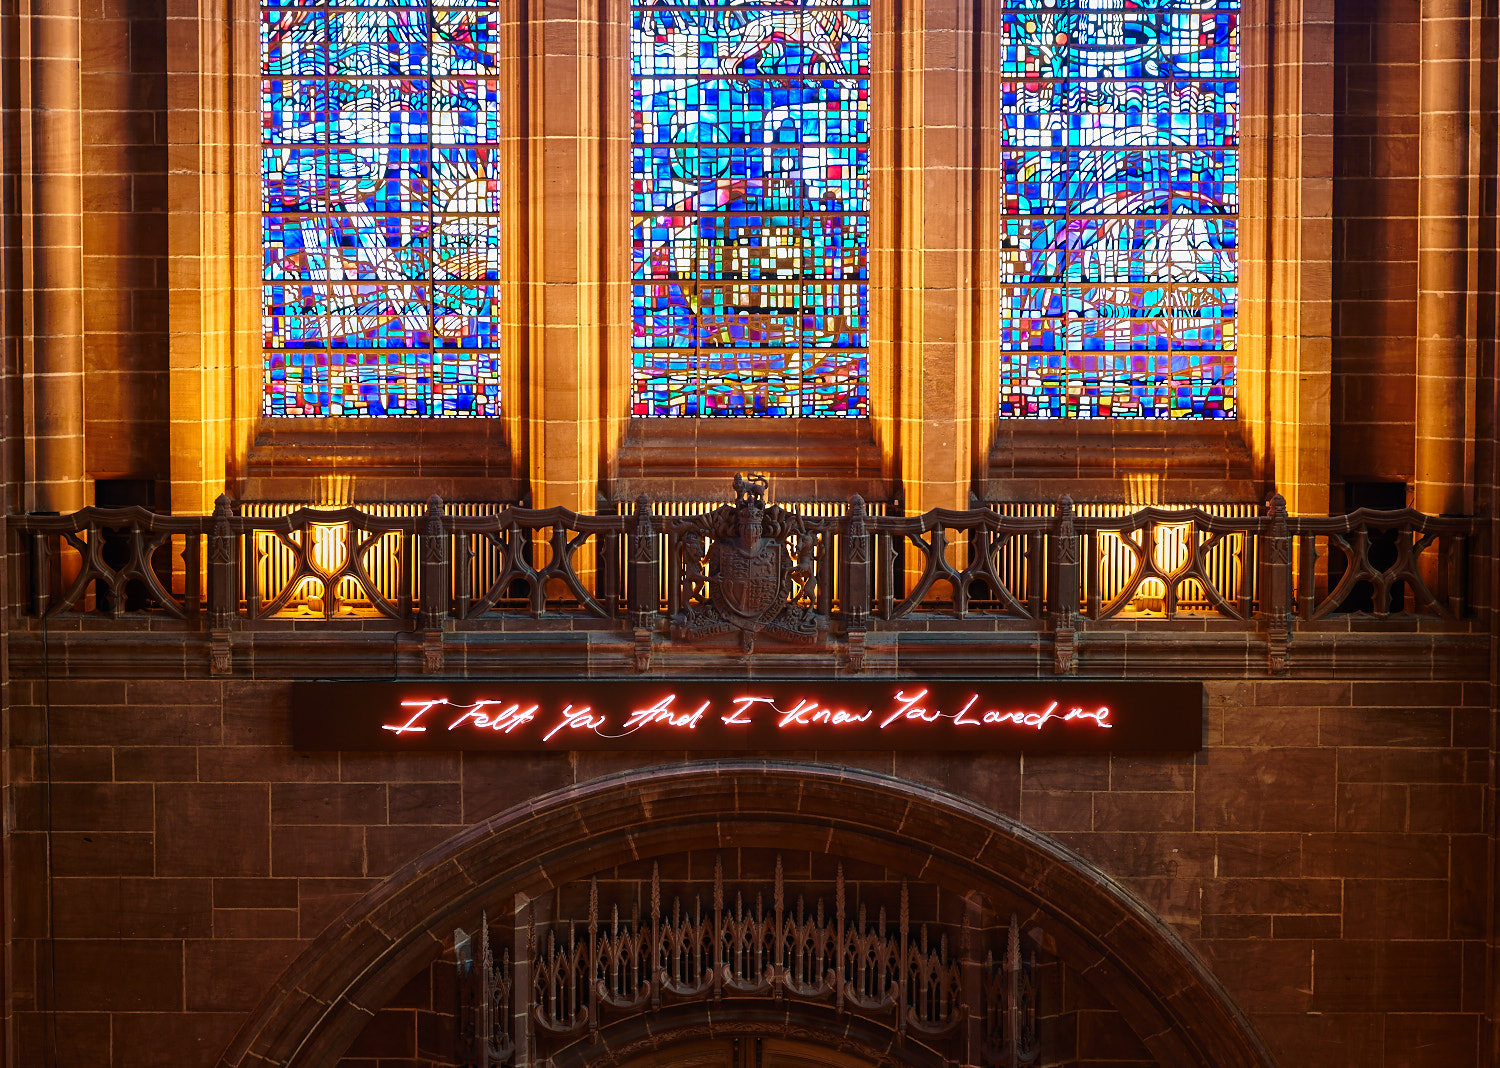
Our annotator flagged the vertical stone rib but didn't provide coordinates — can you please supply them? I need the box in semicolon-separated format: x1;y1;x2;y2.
1414;0;1472;514
896;0;973;516
26;0;85;512
1266;0;1334;517
167;0;235;515
528;0;607;513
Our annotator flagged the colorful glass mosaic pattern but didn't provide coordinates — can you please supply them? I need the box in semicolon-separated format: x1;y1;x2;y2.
631;0;870;417
261;1;502;417
998;1;1239;419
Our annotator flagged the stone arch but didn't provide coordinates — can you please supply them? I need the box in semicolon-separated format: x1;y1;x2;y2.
218;762;1278;1068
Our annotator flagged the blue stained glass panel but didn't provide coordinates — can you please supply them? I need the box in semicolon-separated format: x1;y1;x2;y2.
632;349;699;415
632;146;868;213
1003;150;1238;215
431;10;501;73
262;79;325;143
999;1;1239;420
262;0;501;417
433;216;503;279
631;0;870;418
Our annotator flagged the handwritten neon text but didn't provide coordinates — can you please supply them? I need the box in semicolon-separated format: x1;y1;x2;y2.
621;694;708;735
379;690;1115;741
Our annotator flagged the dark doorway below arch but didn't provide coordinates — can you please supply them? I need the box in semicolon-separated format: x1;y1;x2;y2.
605;1037;906;1068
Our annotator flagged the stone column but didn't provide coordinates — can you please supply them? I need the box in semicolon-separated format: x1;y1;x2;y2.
1413;0;1472;515
25;0;86;513
1255;0;1334;517
166;0;238;515
892;0;974;515
526;0;625;513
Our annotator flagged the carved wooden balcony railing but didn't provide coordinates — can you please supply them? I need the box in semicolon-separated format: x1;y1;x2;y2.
8;479;1480;675
454;858;1041;1068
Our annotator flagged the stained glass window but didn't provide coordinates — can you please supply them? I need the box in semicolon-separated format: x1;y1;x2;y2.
998;1;1238;419
631;0;870;418
261;0;503;417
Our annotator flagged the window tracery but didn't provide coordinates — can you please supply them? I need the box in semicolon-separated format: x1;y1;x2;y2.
261;0;504;417
997;0;1239;419
257;0;1236;424
630;0;871;418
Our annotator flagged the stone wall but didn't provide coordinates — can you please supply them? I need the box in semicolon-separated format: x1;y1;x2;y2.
80;0;169;488
1331;0;1421;491
4;675;1485;1066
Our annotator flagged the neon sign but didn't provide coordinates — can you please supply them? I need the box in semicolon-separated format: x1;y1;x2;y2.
290;681;1202;752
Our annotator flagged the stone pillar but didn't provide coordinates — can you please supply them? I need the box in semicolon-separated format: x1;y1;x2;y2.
166;0;238;515
1414;0;1472;515
892;0;974;516
25;0;86;513
1252;0;1334;517
526;0;625;513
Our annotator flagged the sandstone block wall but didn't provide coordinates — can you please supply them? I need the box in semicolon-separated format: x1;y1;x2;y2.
3;676;1486;1066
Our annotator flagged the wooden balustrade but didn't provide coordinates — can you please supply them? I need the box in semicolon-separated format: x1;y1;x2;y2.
9;486;1481;676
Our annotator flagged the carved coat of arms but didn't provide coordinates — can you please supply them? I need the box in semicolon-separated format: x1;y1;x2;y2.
670;475;828;648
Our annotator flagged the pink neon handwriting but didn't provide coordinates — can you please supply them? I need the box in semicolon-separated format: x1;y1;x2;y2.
380;690;1111;740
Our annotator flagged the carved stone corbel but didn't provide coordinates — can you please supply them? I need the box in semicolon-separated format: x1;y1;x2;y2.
422;629;445;674
209;630;232;676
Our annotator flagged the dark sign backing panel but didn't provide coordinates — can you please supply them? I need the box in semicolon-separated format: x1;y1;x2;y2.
289;680;1204;753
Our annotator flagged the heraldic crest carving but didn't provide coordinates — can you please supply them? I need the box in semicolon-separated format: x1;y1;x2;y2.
669;474;829;648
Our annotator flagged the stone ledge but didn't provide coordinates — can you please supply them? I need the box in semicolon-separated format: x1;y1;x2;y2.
7;627;1487;682
243;418;520;502
610;418;893;503
984;422;1261;503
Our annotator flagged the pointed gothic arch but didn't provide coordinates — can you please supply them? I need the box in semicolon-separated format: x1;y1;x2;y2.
218;762;1278;1068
